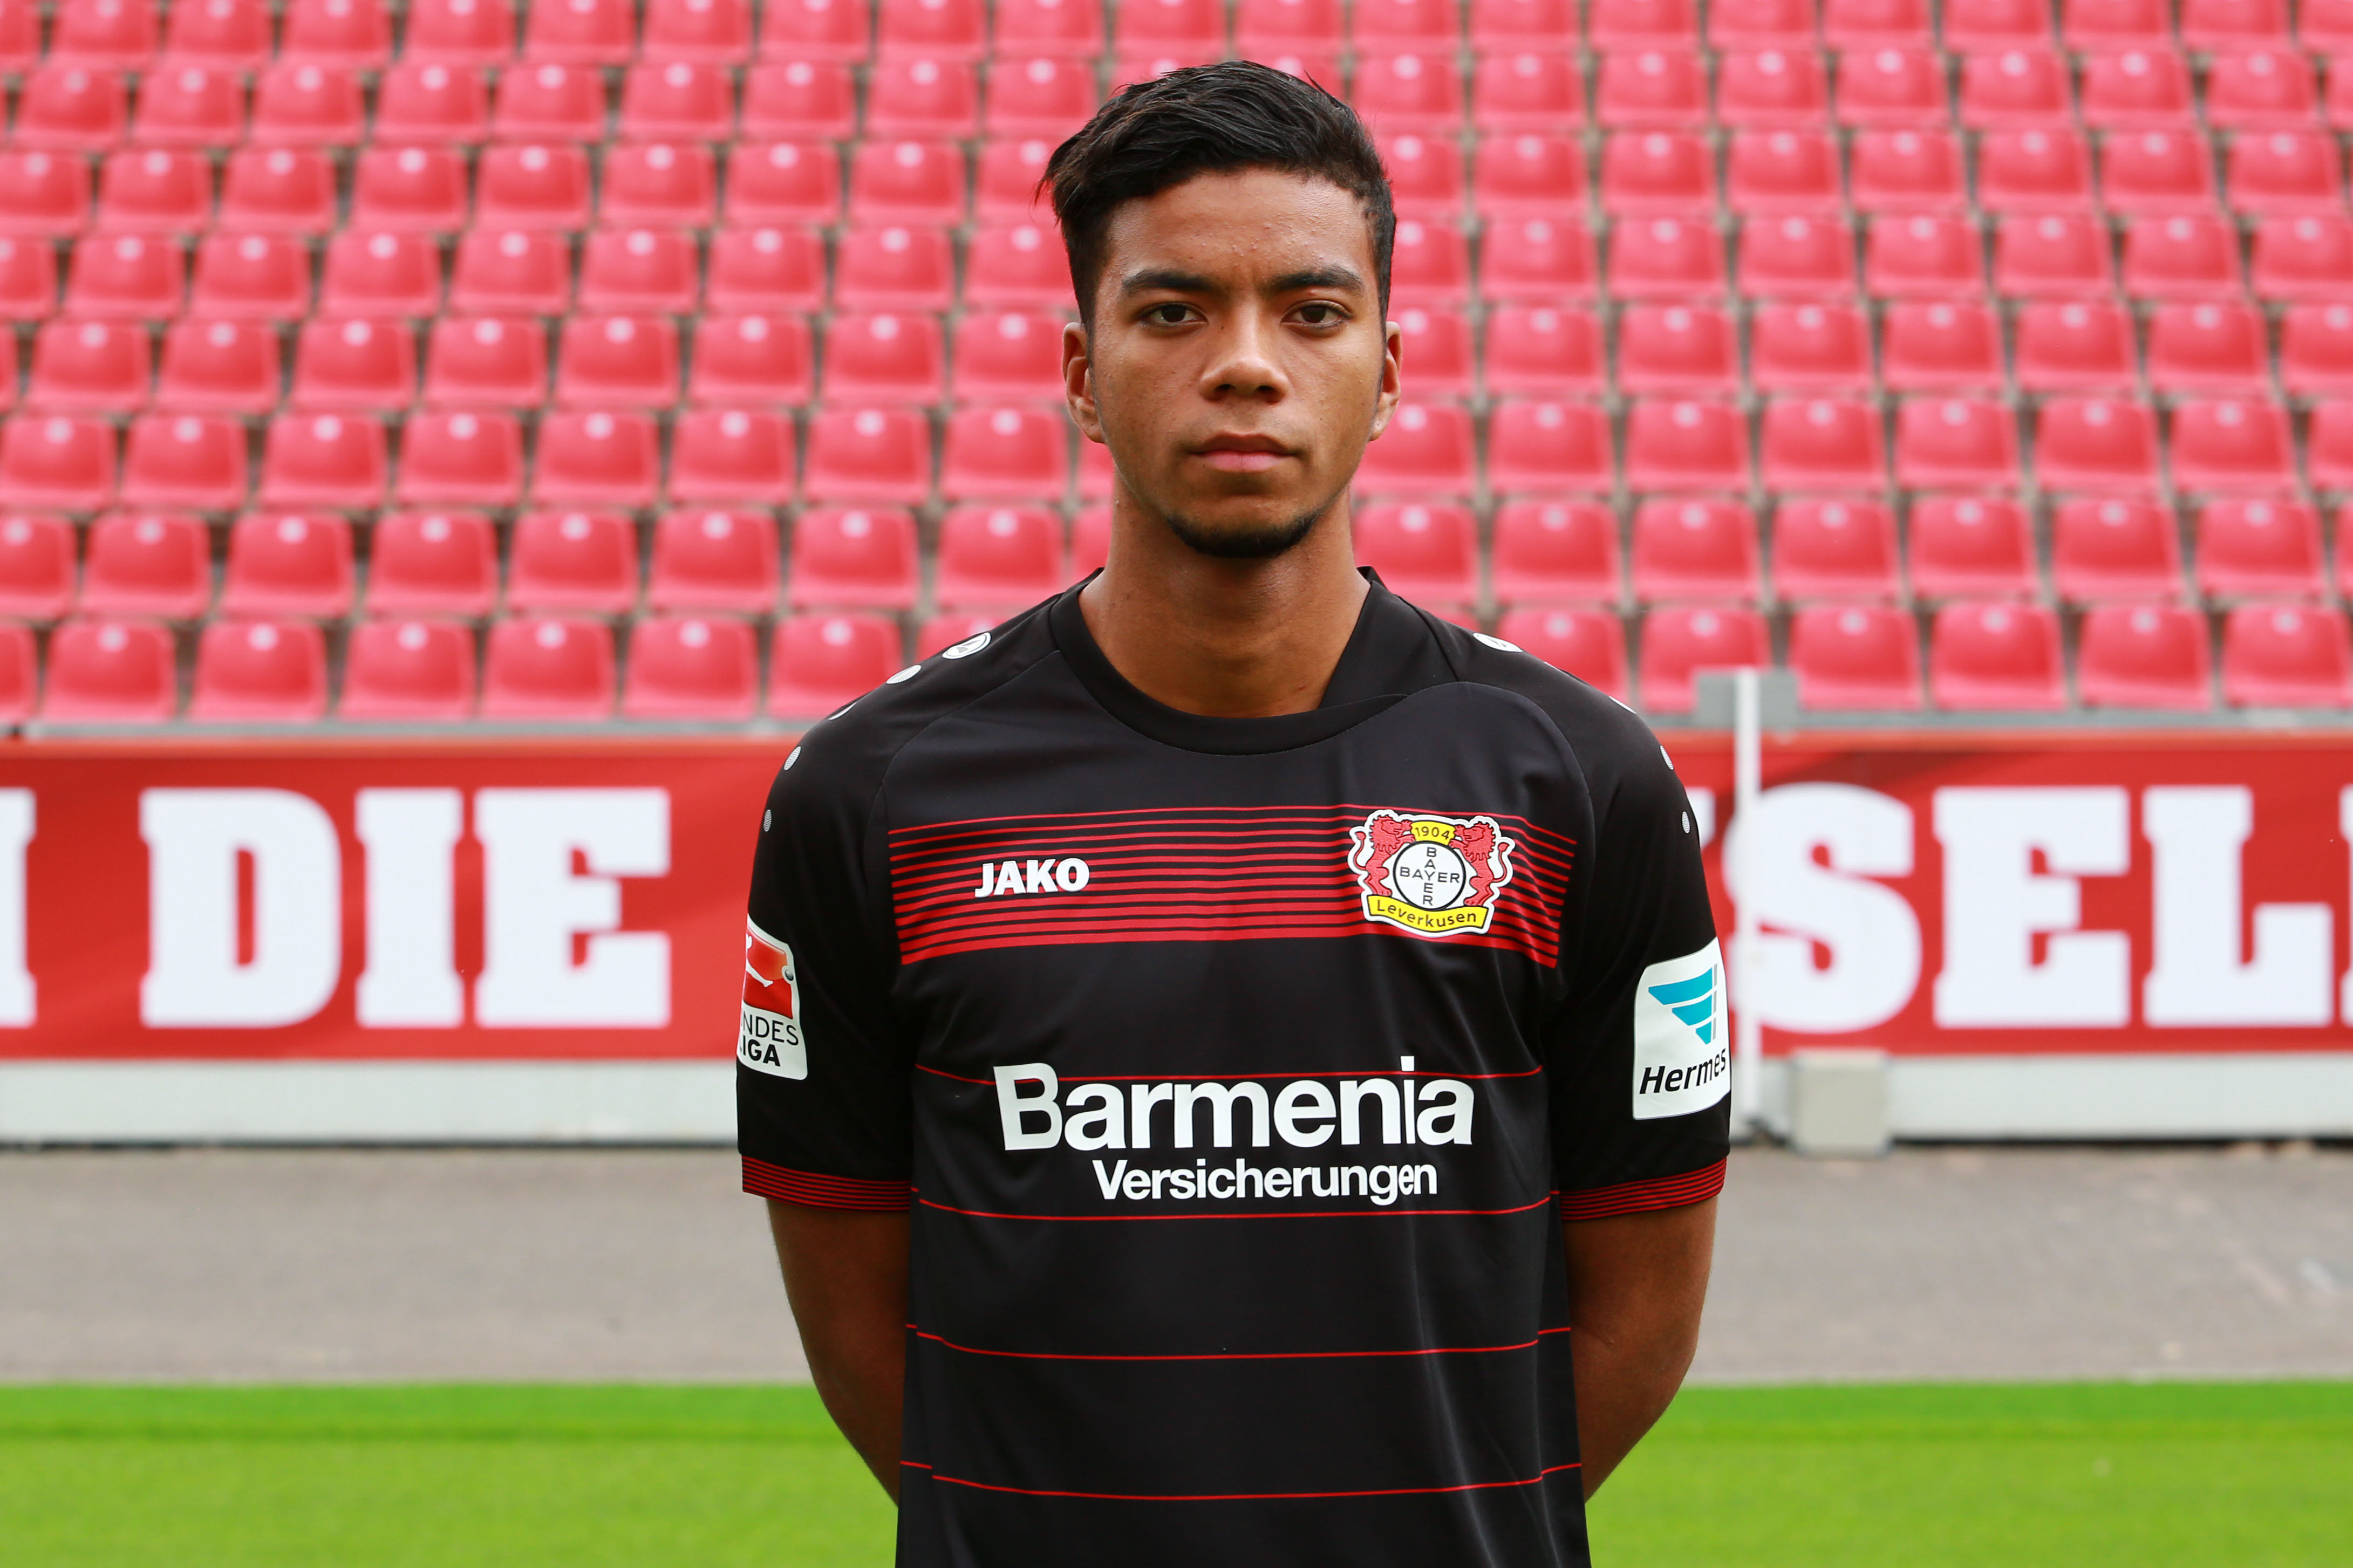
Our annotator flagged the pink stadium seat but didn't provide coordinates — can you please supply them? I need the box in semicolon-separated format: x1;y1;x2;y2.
475;145;593;232
340;618;476;720
1993;213;2114;298
0;622;34;720
1867;215;1984;296
259;412;387;509
644;0;752;59
705;225;826;314
1356;50;1464;134
622;615;759;720
2167;400;2295;494
1356;502;1477;607
2146;303;2268;396
281;0;391;65
1908;495;2039;598
2222;605;2353;708
188;618;329;722
2252;216;2353;302
965;222;1076;311
1486;401;1612;494
823;313;945;404
2034;398;2160;494
1837;48;1943;127
2181;0;2288;47
761;0;865;58
1960;47;2069;128
669;408;796;504
1109;0;1222;54
1380;133;1465;219
1946;0;2052;46
2100;130;2218;215
495;61;610;141
1588;0;1696;45
1470;51;1584;132
154;318;276;415
319;230;438;318
480;617;616;720
405;0;514;62
2122;214;2245;299
1849;129;1965;213
691;314;814;407
1879;301;2001;393
531;412;660;508
291;316;415;412
374;62;493;143
879;0;985;54
522;0;633;61
398;412;526;507
15;65;130;152
250;64;367;147
867;56;979;139
789;506;920;610
1790;605;1922;709
953;312;1065;404
0;152;93;238
935;504;1064;609
1236;0;1342;51
915;610;1000;659
135;65;248;147
1624;399;1749;490
164;0;269;65
120;414;247;511
366;509;499;615
40;618;177;722
619;60;737;141
769;613;900;717
2305;0;2353;49
1001;0;1106;53
1483;307;1603;396
554;315;680;410
2050;498;2184;603
2076;604;2212;710
577;229;699;316
2205;50;2314;131
2078;47;2193;129
2228;131;2343;215
1930;601;2066;710
0;416;118;511
990;56;1100;139
1724;130;1840;216
2309;403;2353;490
1750;304;1872;393
940;405;1067;501
1712;0;1813;42
600;147;716;230
804;406;931;503
28;320;151;414
81;507;210;617
1620;305;1736;396
1490;500;1618;606
1773;499;1901;601
1631;498;1762;603
0;514;76;620
1496;606;1628;700
647;508;779;614
1608;215;1728;300
974;139;1057;224
1357;403;1475;496
1738;214;1857;298
727;145;839;228
835;224;956;312
509;509;639;614
1386;219;1472;308
739;61;857;141
1392;308;1473;399
96;149;212;233
2013;300;2136;393
1760;398;1886;491
2282;306;2353;396
1639;606;1769;713
1356;0;1459;45
423;316;549;410
1482;217;1598;303
1598;132;1713;214
65;232;186;320
1595;50;1708;131
2195;498;2324;598
219;512;353;619
219;148;337;235
1716;47;1828;127
850;140;967;225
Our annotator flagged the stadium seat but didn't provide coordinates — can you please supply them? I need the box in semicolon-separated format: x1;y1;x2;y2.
1623;400;1749;490
155;317;278;414
705;225;826;314
2169;400;2295;494
164;0;270;65
280;0;392;66
577;229;698;314
15;65;130;152
1355;502;1477;608
1750;304;1872;393
1879;300;2002;393
399;412;528;508
1490;501;1620;606
769;613;900;717
0;514;76;620
1388;218;1475;307
1619;305;1737;395
1393;308;1474;399
740;60;857;140
789;506;920;610
2065;0;2169;45
965;222;1077;310
867;56;979;139
761;0;868;60
2122;214;2245;300
1638;606;1769;713
0;240;59;320
218;512;354;619
879;0;986;55
1838;49;1945;127
939;405;1068;501
1470;51;1584;132
341;617;479;720
834;225;956;312
1772;499;1901;601
39;618;177;722
1907;496;2039;598
727;144;840;228
374;61;493;143
823;313;946;404
188;619;329;722
1710;0;1811;43
599;147;716;230
2228;131;2343;215
1495;607;1629;701
2100;130;2218;215
319;230;439;318
28;320;151;414
422;316;548;410
990;56;1100;139
1356;402;1475;496
691;314;814;407
258;412;388;508
2282;306;2353;397
0;152;93;238
644;0;753;60
81;508;211;617
1595;50;1708;131
669;408;796;504
2251;216;2353;302
554;315;679;410
250;64;367;147
849;140;967;224
1481;217;1598;303
2050;498;2184;603
1587;0;1696;45
617;61;735;142
1236;0;1342;52
480;617;617;720
522;0;633;62
1381;133;1465;218
218;148;337;235
291;317;417;412
475;144;594;231
1000;0;1106;54
0;415;118;511
2013;300;2136;394
2205;50;2315;131
2078;47;2193;129
648;509;779;614
1959;47;2069;128
1630;498;1762;603
405;0;515;63
1725;130;1839;212
952;312;1066;404
2310;403;2353;490
1929;601;2067;709
119;414;247;511
1608;216;1728;300
531;412;660;507
622;615;759;720
65;232;185;319
96;149;212;233
973;139;1057;223
1947;0;2052;46
934;505;1064;609
1738;214;1858;298
2076;604;2213;709
0;619;33;718
2195;498;2324;598
1790;604;1922;709
2034;399;2160;494
1486;401;1612;493
1598;132;1713;214
366;509;499;615
2221;604;2353;708
1993;213;2115;298
804;406;932;503
1760;398;1886;491
1866;215;1985;296
1715;47;1829;127
1356;0;1459;45
510;510;638;617
2146;304;2269;396
1483;307;1604;396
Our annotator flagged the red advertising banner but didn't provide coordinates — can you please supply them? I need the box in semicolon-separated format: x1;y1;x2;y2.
4;732;2353;1062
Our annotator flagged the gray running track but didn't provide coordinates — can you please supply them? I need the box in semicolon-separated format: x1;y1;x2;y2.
0;1144;2345;1383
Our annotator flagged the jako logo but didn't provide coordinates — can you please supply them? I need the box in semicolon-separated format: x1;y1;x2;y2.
972;857;1089;898
991;1058;1475;1152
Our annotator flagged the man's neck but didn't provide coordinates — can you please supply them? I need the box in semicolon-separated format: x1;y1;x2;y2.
1077;492;1369;720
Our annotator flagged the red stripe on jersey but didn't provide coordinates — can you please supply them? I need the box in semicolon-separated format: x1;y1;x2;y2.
742;1155;913;1211
913;1330;1551;1361
917;1193;1558;1222
1556;1159;1727;1222
907;1461;1581;1502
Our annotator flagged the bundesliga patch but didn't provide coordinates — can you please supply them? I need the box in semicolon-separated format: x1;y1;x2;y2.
1632;940;1728;1120
739;917;806;1079
1347;809;1518;938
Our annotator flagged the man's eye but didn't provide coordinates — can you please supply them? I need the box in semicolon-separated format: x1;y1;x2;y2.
1145;304;1193;325
1296;303;1343;326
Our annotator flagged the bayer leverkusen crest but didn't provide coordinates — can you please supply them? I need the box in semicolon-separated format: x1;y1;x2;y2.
1348;809;1518;938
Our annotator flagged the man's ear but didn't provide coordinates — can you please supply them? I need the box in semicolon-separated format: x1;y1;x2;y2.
1367;315;1403;440
1063;319;1106;444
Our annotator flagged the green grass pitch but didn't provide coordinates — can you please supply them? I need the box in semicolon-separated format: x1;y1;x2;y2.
1;1381;2345;1566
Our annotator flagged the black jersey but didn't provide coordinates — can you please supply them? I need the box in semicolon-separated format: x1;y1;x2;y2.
738;573;1727;1568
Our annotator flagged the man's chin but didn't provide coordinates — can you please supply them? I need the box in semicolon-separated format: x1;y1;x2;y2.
1161;504;1328;561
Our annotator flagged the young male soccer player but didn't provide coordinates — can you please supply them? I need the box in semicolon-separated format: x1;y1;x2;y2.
739;61;1727;1567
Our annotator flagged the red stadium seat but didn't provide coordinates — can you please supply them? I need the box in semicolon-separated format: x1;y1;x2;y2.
2252;216;2353;302
396;412;526;507
1598;132;1713;215
1790;604;1921;709
1110;0;1222;54
1850;129;1965;213
1837;48;1945;126
989;56;1100;139
52;0;154;65
769;613;900;717
1392;308;1473;399
1896;395;2025;496
1908;496;2038;598
0;514;76;620
28;320;151;415
136;280;265;374
1355;50;1464;134
508;508;639;614
644;0;752;60
2065;0;2167;46
1993;213;2114;298
647;508;778;614
599;147;716;231
2014;300;2136;394
1639;606;1769;713
2222;605;2353;708
1490;500;1619;606
120;414;246;511
1712;0;1813;42
249;64;366;147
621;615;759;720
1237;0;1343;51
1482;217;1598;303
218;148;337;235
1380;133;1465;219
2050;497;2184;603
2282;306;2353;397
974;138;1057;224
15;65;129;153
879;0;985;55
279;0;390;65
1470;51;1584;132
1960;47;2069;128
1000;0;1106;54
81;508;210;617
2078;47;2193;130
1608;215;1728;300
727;144;838;229
965;222;1075;311
554;315;680;411
1356;0;1460;45
405;0;513;61
0;621;38;721
0;152;93;238
531;412;660;508
40;618;177;722
1773;498;1900;601
789;506;920;610
577;229;699;316
96;149;212;234
940;405;1067;502
422;316;549;410
1725;129;1839;213
2169;399;2295;494
669;408;796;505
259;413;387;509
1496;606;1628;700
619;60;736;141
2034;398;2160;494
1624;399;1749;491
291;316;416;413
804;406;931;503
1620;305;1737;396
705;225;826;314
1879;300;2002;393
867;56;978;139
374;61;492;143
1867;215;1984;297
219;512;353;619
127;66;243;153
1738;214;1857;299
1750;304;1872;394
1388;218;1474;307
2076;604;2212;710
935;504;1063;610
495;60;608;141
476;145;594;231
2181;0;2288;47
2308;403;2353;490
188;618;328;722
1487;401;1612;494
739;60;856;141
339;618;476;720
65;232;186;320
761;0;867;60
480;617;616;720
2101;131;2218;220
164;0;269;65
1946;0;2052;46
2228;132;2343;215
953;311;1066;404
318;230;438;318
1483;307;1603;396
1587;0;1695;45
850;140;967;225
2146;303;2268;396
835;224;956;312
1716;47;1828;127
823;312;945;403
690;314;814;407
523;0;633;61
365;509;499;615
2121;213;2245;300
2195;498;2324;598
2205;49;2314;131
0;416;117;511
1631;498;1761;603
1929;601;2066;709
1595;49;1707;131
1356;502;1477;607
1356;402;1475;496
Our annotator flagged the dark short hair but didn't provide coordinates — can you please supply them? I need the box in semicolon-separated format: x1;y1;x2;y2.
1045;60;1396;327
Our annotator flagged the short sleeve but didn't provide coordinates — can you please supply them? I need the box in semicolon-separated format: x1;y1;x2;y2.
737;741;916;1211
1545;738;1729;1221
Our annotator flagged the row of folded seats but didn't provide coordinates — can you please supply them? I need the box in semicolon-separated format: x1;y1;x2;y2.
8;595;2350;723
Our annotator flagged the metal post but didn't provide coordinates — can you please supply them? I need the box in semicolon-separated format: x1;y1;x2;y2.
1732;666;1763;1136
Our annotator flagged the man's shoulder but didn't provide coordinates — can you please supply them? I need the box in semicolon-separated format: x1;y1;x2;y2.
1409;608;1668;782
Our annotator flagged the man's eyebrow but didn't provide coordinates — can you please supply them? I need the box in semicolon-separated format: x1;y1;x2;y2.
1270;265;1367;295
1118;267;1218;295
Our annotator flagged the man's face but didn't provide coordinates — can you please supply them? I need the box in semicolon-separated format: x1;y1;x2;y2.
1064;168;1402;559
